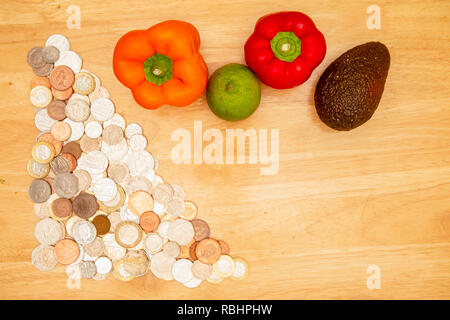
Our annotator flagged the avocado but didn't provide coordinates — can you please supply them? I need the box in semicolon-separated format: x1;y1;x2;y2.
314;42;390;131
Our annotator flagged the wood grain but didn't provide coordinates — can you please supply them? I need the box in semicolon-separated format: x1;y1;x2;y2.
0;0;449;299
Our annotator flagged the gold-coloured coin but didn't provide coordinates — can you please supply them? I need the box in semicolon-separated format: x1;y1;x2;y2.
98;185;125;213
73;72;95;95
113;259;134;282
27;159;50;178
32;141;55;164
114;221;143;249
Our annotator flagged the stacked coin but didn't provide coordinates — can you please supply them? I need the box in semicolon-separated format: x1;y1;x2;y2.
28;34;247;287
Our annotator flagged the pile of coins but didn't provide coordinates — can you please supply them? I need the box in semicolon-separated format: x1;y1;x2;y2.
27;34;248;287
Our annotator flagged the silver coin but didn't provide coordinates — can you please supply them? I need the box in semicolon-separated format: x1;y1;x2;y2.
171;184;185;200
45;34;70;52
80;260;97;279
153;183;173;205
72;220;97;245
50;156;71;175
124;175;153;196
150;252;175;280
167;219;194;246
33;63;53;77
28;179;51;203
31;244;58;271
166;197;185;217
53;172;79;199
34;218;64;245
41;45;60;63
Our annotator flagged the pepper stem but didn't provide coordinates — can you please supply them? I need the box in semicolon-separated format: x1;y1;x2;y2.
270;32;302;62
143;53;173;85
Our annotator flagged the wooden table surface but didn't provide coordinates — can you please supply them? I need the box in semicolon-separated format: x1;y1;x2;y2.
0;0;449;300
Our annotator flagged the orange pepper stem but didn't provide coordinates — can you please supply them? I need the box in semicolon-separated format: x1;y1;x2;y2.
143;53;173;85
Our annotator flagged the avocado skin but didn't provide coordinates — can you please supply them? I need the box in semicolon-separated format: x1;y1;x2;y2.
314;42;390;131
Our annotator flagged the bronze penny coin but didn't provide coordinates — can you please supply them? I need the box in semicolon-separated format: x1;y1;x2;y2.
61;141;82;159
139;211;160;233
191;219;210;241
50;155;71;175
72;193;98;219
195;238;221;265
43;176;54;194
37;133;62;156
41;46;60;63
49;65;75;91
54;239;80;265
189;241;198;260
47;100;66;120
60;153;77;172
52;198;72;219
218;240;230;254
28;179;51;203
51;86;73;101
31;76;51;89
92;215;111;235
178;239;195;259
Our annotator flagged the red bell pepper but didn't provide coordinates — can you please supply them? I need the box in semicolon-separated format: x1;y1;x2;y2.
244;11;326;89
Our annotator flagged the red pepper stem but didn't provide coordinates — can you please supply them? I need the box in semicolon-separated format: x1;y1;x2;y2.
270;32;302;62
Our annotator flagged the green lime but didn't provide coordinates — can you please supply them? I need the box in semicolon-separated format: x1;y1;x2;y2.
206;63;261;121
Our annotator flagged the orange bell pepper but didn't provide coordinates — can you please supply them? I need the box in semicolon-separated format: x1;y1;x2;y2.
113;20;208;109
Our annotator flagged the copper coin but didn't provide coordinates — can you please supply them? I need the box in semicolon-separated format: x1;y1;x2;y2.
47;100;66;120
139;211;160;233
41;45;60;63
37;132;62;155
49;65;75;90
189;241;198;260
51;86;73;100
51;198;72;219
28;179;51;203
178;239;195;259
195;238;221;264
218;240;230;254
60;153;77;172
50;155;71;175
51;121;72;141
128;191;154;216
92;215;111;236
72;193;98;219
31;76;51;89
191;219;210;241
43;176;54;194
33;63;53;77
61;141;82;159
54;239;80;265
